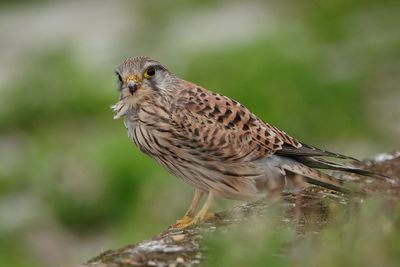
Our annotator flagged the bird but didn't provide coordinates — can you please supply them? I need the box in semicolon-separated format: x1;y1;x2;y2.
112;56;393;228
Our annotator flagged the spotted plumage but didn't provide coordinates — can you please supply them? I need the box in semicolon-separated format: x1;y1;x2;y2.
112;56;392;227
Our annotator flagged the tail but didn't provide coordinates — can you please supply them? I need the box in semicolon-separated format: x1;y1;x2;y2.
281;163;352;194
276;142;396;185
292;156;396;185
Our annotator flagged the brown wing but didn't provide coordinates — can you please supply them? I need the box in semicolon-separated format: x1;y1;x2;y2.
169;83;302;163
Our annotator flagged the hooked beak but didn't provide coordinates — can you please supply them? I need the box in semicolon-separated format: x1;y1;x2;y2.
127;80;138;95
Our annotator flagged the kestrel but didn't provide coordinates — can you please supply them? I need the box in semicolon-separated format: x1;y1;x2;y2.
112;56;391;228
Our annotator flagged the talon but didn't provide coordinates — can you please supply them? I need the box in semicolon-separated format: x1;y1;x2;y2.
171;192;215;228
175;215;193;225
171;216;195;228
171;212;215;228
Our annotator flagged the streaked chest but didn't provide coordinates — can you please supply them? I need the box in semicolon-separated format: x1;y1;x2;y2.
123;105;172;156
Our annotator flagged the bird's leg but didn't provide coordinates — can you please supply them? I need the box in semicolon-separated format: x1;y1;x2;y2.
192;192;215;224
173;192;215;228
173;189;203;227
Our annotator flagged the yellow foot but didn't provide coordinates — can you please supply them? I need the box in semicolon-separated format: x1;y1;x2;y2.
175;215;193;225
171;215;195;228
171;212;216;229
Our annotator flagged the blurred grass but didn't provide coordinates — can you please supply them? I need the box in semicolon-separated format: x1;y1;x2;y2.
0;50;112;132
0;233;40;267
204;205;294;267
291;199;400;267
0;0;43;6
204;198;400;267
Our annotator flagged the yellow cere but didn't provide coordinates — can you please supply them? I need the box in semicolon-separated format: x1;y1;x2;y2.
126;75;140;83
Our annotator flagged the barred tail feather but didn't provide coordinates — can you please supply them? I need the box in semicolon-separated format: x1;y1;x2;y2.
293;157;396;184
281;163;351;194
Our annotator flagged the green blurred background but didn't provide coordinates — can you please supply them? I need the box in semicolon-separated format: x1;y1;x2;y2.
0;0;399;266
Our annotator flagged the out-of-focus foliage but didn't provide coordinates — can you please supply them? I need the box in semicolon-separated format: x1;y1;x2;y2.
204;206;293;267
0;51;112;131
291;199;400;267
204;198;400;267
0;0;399;266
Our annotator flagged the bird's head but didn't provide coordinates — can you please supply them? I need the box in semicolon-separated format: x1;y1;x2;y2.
115;56;175;101
112;56;176;119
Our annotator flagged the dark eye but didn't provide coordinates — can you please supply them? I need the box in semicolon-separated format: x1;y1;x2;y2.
144;67;156;79
115;71;123;82
115;70;123;90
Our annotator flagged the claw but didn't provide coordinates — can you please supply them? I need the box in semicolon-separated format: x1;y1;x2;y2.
171;212;216;228
172;192;215;228
171;215;195;228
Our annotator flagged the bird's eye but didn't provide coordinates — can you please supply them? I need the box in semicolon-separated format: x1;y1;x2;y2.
144;67;156;79
115;70;123;90
115;70;123;83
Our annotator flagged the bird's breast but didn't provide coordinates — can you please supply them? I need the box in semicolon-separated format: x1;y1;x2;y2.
124;105;172;156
